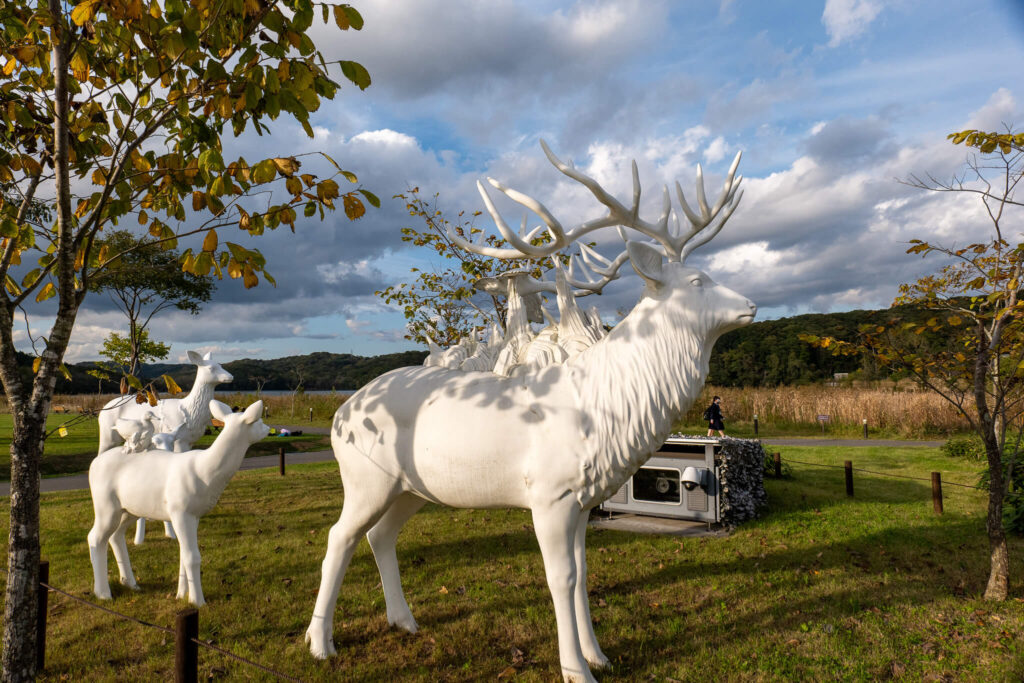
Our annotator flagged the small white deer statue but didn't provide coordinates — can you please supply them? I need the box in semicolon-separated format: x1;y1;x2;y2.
88;400;268;606
305;140;756;682
96;350;233;544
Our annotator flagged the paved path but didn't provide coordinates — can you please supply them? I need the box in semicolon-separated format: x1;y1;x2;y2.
0;449;336;497
1;433;945;498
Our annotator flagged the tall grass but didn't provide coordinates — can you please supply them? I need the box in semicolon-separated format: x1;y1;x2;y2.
685;384;970;437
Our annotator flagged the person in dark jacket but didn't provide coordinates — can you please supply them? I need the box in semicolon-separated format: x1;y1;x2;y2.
706;396;725;437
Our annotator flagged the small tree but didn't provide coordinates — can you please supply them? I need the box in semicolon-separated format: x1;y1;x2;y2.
376;188;564;346
0;1;375;677
89;229;212;375
97;329;170;374
804;128;1023;600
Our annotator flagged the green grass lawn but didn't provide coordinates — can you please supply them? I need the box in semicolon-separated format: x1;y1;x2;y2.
1;445;1022;681
0;413;331;481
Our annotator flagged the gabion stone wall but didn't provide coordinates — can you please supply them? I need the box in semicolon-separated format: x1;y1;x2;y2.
681;435;768;527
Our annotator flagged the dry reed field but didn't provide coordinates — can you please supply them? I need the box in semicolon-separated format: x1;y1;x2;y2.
685;384;970;436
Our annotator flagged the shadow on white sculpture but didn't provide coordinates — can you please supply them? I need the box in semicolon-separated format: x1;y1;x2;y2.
306;140;756;682
88;400;268;606
96;350;233;544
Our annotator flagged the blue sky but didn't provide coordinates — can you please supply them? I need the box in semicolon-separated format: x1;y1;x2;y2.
27;0;1024;363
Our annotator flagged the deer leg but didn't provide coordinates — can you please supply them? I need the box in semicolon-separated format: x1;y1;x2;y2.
87;502;121;600
306;493;395;659
164;521;176;539
573;509;608;669
366;493;427;633
172;514;204;606
532;497;595;683
110;513;140;591
134;518;146;545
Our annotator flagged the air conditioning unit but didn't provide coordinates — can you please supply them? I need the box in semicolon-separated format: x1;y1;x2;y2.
601;436;721;522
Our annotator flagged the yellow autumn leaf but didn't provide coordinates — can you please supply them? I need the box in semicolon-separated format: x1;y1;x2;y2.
273;157;298;176
242;264;258;289
35;281;55;302
70;0;97;27
32;357;41;374
162;374;182;396
192;191;206;211
202;230;218;253
343;194;365;220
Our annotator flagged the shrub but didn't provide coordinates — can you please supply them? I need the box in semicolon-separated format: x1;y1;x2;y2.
941;435;986;460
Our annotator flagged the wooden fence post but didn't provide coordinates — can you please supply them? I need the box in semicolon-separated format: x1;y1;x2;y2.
279;446;286;476
844;461;854;497
862;419;868;439
773;452;781;478
309;407;313;422
932;472;943;515
175;608;199;683
753;415;759;437
37;559;49;671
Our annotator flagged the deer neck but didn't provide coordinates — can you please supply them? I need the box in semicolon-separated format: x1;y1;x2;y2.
194;427;247;493
182;375;215;414
569;295;713;504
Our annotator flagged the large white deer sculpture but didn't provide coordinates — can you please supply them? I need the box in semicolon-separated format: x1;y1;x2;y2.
306;141;756;682
96;350;234;544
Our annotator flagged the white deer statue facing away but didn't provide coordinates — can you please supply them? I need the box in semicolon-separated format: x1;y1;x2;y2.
305;140;756;682
88;400;268;606
96;350;233;544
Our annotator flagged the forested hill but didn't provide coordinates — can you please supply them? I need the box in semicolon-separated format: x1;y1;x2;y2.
12;305;935;395
12;350;429;395
707;306;926;386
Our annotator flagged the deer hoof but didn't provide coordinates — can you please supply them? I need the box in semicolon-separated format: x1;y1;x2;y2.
388;612;418;634
561;666;598;683
584;651;610;669
305;627;337;659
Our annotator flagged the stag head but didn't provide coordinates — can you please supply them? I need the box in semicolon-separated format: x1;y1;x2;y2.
449;139;754;331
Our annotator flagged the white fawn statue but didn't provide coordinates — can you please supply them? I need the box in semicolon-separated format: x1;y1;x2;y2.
96;350;233;544
306;141;756;682
88;400;268;606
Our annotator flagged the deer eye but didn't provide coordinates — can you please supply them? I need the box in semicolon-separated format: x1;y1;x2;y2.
690;277;703;287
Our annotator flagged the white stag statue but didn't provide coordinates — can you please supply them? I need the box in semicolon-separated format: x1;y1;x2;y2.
96;350;233;544
305;140;756;682
88;400;268;606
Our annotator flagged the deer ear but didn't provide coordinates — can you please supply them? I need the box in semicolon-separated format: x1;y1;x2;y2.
187;350;202;364
209;400;231;422
242;401;263;425
202;351;213;362
627;241;666;289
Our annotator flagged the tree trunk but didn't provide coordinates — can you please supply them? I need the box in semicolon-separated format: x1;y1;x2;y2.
3;7;77;678
1;416;44;682
983;436;1009;600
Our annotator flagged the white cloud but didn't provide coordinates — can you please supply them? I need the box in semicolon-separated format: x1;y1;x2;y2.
349;129;419;149
822;0;883;47
704;136;728;164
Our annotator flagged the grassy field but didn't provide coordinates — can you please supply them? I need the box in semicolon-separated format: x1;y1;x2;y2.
1;445;1022;681
0;413;330;481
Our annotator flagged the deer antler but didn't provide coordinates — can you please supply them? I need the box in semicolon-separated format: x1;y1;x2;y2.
453;139;744;292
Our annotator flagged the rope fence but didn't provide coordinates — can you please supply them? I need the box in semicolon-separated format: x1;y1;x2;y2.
767;450;996;516
0;562;303;681
781;457;988;491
